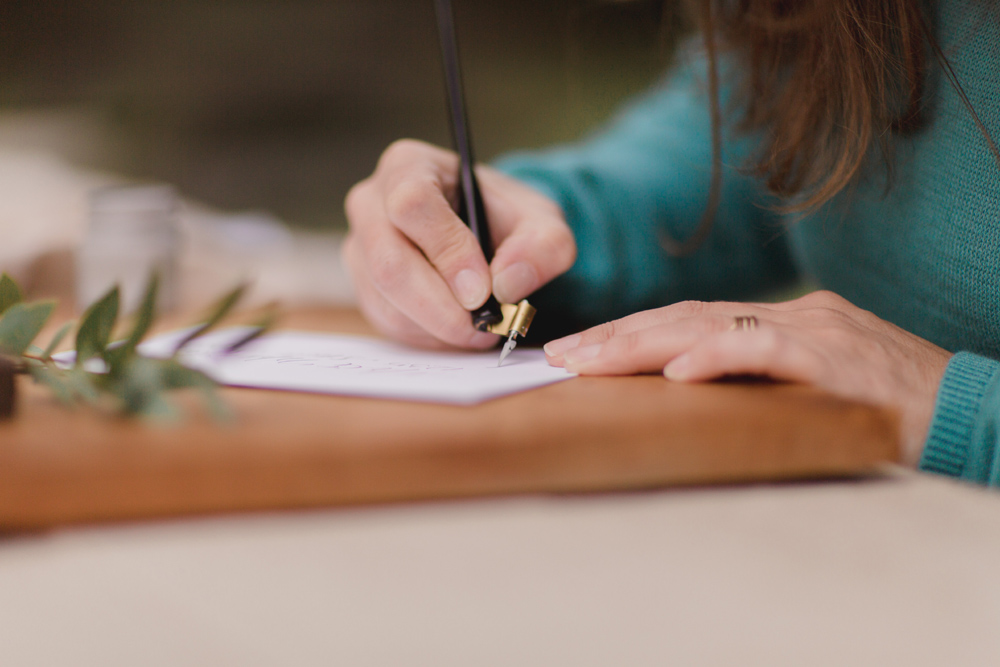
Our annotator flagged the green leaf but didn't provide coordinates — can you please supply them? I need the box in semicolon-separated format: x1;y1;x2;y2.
136;393;180;421
75;286;120;365
108;355;164;416
158;358;214;390
158;359;231;421
0;273;23;316
173;283;247;353
122;273;159;354
28;365;77;406
105;357;188;421
28;365;100;406
224;310;277;354
66;367;101;403
223;326;268;355
41;322;74;361
15;277;257;422
104;274;159;377
103;346;127;377
0;301;55;356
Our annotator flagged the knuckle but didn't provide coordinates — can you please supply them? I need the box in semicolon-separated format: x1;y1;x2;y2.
617;331;645;358
814;306;865;336
671;300;708;319
585;320;620;345
384;178;435;228
810;306;848;326
427;227;474;271
802;290;845;308
381;138;426;166
604;318;629;340
851;304;881;327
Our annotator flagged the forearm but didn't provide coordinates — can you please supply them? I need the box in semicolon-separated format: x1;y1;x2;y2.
494;48;797;336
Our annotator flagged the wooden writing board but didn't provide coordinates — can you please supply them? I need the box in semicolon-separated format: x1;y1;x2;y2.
0;308;898;529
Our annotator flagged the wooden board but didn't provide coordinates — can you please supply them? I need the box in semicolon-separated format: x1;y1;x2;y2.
0;308;899;529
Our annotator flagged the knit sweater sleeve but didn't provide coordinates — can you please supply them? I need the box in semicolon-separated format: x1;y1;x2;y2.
493;47;799;339
920;352;1000;486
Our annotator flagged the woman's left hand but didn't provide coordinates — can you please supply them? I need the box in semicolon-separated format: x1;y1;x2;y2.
543;290;952;465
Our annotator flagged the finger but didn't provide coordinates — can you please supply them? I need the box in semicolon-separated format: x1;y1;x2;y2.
342;235;449;349
478;168;576;303
544;301;787;364
664;326;825;385
352;224;497;350
376;141;492;310
561;318;733;375
544;301;738;366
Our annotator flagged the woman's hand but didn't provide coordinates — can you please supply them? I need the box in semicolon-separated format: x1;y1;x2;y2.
343;139;576;349
543;291;952;464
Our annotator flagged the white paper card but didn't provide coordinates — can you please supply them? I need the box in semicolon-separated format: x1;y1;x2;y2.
137;328;574;405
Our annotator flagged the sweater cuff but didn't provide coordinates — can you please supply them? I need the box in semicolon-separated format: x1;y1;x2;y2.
919;352;1000;478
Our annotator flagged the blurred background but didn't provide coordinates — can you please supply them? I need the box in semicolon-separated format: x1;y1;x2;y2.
0;0;683;310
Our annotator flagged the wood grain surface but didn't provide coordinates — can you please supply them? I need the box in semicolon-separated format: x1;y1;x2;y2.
0;307;899;529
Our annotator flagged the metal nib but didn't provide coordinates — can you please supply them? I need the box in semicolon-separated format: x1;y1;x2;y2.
498;332;518;366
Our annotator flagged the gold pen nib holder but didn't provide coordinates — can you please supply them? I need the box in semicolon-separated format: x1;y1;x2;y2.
485;299;536;338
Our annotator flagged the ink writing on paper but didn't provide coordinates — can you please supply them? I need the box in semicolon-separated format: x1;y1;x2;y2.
138;329;572;405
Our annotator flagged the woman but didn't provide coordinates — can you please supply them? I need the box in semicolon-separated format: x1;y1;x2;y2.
342;0;1000;484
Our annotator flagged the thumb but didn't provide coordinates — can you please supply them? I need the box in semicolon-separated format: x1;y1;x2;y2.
490;214;576;303
474;165;577;302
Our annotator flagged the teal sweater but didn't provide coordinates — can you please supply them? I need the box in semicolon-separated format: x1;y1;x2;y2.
496;1;1000;486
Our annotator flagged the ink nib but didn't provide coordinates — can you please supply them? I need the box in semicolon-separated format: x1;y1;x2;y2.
498;333;517;366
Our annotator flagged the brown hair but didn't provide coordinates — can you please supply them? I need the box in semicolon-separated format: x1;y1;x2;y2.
662;0;1000;256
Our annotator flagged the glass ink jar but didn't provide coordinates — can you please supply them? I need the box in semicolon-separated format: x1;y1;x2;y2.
76;184;181;314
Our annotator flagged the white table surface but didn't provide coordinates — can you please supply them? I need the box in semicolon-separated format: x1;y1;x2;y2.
1;466;999;666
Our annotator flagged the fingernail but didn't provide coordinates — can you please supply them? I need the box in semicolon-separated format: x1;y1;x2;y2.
543;333;582;358
563;343;602;369
493;262;538;302
664;354;691;380
454;269;490;309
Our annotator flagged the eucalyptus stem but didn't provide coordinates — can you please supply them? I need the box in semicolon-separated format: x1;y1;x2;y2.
0;272;272;421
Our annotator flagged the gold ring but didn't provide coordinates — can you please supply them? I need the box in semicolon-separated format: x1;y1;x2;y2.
729;315;759;332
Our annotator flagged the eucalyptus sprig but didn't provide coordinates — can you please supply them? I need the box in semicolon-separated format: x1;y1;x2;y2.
0;272;273;420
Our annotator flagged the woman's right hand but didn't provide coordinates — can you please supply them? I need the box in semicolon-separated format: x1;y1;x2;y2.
343;139;576;349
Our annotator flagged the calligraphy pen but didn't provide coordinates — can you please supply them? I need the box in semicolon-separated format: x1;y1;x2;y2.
433;0;535;366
